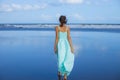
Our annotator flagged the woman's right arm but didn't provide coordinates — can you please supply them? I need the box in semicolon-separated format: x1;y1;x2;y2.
67;27;74;53
54;26;59;53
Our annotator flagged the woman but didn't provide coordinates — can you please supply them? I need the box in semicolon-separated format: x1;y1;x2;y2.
54;15;74;80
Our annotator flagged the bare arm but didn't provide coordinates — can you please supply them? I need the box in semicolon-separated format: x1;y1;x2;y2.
67;27;74;53
54;26;59;53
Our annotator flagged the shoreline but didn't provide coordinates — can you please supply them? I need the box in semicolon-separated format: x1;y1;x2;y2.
0;28;120;33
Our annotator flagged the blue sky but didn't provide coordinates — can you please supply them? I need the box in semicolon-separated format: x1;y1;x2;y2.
0;0;120;24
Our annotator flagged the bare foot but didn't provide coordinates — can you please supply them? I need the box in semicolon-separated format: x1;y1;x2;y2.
64;74;67;80
58;72;61;80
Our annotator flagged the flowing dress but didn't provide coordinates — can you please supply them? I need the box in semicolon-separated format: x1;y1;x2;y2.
57;26;74;76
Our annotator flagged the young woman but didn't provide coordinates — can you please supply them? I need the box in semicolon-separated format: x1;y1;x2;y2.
54;15;74;80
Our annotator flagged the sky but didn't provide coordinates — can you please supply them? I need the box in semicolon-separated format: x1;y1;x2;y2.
0;0;120;24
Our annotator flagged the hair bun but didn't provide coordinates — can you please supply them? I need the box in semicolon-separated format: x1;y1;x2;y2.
59;15;67;26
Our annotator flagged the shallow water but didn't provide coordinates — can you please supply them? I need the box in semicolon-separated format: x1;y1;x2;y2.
0;31;120;80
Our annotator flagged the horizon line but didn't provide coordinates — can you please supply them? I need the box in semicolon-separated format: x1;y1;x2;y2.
0;23;120;25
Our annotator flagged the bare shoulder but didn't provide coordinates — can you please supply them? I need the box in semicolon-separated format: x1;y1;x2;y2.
66;26;70;31
55;26;58;29
55;26;59;31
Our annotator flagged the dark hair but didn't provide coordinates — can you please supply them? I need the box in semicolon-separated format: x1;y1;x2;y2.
59;15;67;27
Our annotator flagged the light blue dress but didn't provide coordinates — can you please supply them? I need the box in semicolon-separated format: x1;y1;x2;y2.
57;26;74;76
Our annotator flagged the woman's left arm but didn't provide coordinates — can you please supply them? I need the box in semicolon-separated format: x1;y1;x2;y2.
54;26;59;53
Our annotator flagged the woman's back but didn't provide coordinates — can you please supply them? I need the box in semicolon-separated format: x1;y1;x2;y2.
58;26;68;40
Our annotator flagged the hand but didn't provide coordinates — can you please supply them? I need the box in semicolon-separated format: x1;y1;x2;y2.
54;46;57;54
71;47;74;54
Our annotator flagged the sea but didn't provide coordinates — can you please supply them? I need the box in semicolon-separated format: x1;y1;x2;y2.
0;24;120;80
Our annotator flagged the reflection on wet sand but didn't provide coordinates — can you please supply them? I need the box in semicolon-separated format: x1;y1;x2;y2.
0;31;120;80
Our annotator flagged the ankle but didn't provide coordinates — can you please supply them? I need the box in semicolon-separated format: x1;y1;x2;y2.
64;74;67;80
58;72;61;76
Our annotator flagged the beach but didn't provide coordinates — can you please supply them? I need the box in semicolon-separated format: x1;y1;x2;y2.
0;29;120;80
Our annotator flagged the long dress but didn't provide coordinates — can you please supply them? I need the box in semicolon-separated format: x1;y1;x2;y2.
57;26;74;76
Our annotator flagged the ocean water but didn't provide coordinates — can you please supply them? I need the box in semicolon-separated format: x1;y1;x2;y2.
0;30;120;80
